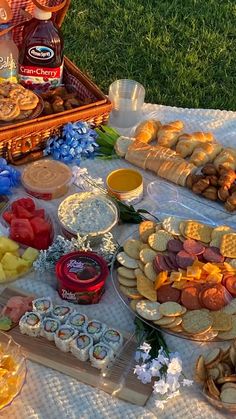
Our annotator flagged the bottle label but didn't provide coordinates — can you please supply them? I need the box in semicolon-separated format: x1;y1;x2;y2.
28;46;55;61
18;63;63;90
0;55;17;81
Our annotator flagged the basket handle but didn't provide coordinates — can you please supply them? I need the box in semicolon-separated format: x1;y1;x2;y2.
7;149;43;166
55;0;71;27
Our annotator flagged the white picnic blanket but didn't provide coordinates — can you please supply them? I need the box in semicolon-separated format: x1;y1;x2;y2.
2;103;236;419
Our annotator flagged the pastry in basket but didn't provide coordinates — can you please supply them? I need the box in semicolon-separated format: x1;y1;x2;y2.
156;120;184;148
176;131;214;158
213;147;236;170
9;88;39;111
134;119;161;144
0;82;25;97
189;143;222;166
0;99;20;121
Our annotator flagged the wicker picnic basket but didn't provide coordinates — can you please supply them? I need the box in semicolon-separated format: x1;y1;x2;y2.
0;0;112;165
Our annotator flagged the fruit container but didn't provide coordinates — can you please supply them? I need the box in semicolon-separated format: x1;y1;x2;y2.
21;159;73;200
56;251;109;304
1;194;57;250
0;332;27;411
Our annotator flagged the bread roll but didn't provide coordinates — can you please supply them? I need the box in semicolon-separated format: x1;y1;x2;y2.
157;120;184;148
190;143;222;167
134;119;161;144
213;147;236;170
176;132;214;158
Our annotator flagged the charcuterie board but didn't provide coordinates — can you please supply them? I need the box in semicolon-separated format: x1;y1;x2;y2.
112;217;236;342
0;287;153;406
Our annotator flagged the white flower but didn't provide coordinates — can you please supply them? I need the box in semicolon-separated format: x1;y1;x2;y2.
157;348;169;367
153;379;169;395
149;358;162;377
140;342;151;354
134;364;152;384
182;379;193;387
167;353;182;375
166;390;180;400
166;374;181;393
155;400;165;410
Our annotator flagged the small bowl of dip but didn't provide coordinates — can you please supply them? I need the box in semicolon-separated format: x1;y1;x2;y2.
58;192;118;240
106;168;143;204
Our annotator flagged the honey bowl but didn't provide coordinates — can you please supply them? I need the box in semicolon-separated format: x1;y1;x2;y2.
0;332;26;410
106;168;143;204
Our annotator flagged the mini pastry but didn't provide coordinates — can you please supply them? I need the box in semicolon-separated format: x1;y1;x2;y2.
189;143;222;166
175;132;214;158
213;147;236;170
9;89;39;111
0;98;20;121
134;119;161;144
157;120;184;148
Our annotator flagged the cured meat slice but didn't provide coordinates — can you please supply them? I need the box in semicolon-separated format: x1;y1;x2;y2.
155;254;171;272
183;239;205;256
201;284;231;311
181;286;202;310
157;284;181;303
153;259;161;274
203;247;224;263
163;255;176;270
168;252;179;270
176;250;196;269
225;276;236;296
167;239;183;253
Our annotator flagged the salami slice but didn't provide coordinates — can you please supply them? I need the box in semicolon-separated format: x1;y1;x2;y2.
176;250;196;269
201;284;231;311
225;276;236;296
163;255;176;271
157;284;181;303
222;273;234;287
167;239;183;253
153;259;161;274
183;239;205;256
168;252;179;270
155;254;171;272
203;247;224;263
181;286;202;310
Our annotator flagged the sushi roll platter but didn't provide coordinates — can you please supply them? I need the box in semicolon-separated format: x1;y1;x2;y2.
18;297;123;370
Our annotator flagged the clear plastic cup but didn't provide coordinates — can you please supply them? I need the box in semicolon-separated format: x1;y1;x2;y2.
108;79;145;128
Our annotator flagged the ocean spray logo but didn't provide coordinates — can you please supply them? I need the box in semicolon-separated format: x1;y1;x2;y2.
28;46;54;61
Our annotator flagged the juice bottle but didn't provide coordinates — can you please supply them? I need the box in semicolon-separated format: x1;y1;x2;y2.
0;24;19;83
18;6;64;92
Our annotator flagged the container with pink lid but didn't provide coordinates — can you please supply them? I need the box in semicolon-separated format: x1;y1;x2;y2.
56;251;109;304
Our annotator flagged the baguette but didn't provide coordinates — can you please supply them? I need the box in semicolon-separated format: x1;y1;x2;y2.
157;120;184;148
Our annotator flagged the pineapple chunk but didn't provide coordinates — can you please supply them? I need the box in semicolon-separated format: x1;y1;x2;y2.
1;253;28;273
187;266;202;279
22;247;39;263
155;271;168;290
0;263;6;282
170;271;182;282
3;270;18;280
0;237;19;253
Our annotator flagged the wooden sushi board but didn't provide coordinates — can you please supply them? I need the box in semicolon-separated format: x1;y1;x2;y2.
0;287;153;406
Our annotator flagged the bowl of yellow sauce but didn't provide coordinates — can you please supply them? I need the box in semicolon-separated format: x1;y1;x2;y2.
106;168;143;204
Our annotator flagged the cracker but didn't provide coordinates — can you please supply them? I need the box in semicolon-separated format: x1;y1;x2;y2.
221;233;236;258
184;221;212;243
117;275;137;287
124;239;142;260
208;368;220;380
148;230;172;251
211;311;232;332
218;316;236;340
212;225;234;240
117;266;136;279
180;306;187;315
137;274;157;301
153;316;177;326
220;388;236;403
195;355;206;383
222;299;236;315
162;317;182;328
117;252;139;269
119;285;142;299
204;348;221;366
139;248;157;264
170;325;184;333
162;216;181;236
139;220;156;243
137;260;145;271
136;300;162;320
159;302;183;317
179;221;187;237
130;299;138;311
182;310;213;334
144;262;157;282
134;268;144;279
209;237;221;248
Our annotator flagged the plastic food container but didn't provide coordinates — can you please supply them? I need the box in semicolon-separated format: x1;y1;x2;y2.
56;251;109;304
58;192;118;240
106;168;143;204
0;332;26;411
21;159;72;200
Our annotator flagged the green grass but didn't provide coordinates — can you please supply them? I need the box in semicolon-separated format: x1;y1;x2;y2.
63;0;236;110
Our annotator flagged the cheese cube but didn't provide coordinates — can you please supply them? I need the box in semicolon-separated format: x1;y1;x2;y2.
187;266;202;279
202;263;220;274
155;271;168;290
170;272;182;282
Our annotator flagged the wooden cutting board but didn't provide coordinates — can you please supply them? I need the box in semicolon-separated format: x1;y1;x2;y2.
0;287;153;406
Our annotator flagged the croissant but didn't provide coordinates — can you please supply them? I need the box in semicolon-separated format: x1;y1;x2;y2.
175;132;214;158
189;143;222;167
134;119;161;144
213;147;236;171
157;120;184;148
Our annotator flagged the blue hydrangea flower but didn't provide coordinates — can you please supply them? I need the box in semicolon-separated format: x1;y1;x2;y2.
0;158;21;194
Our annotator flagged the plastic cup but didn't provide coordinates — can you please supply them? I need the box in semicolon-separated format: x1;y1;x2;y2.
108;79;145;128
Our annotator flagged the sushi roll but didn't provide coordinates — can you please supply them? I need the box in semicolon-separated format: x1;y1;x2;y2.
19;311;41;337
32;297;53;317
89;343;114;369
70;333;93;362
85;320;106;343
101;328;123;352
54;325;78;352
41;317;60;341
51;305;74;323
67;312;88;332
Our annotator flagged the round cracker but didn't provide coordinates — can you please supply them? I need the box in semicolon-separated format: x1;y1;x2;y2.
195;355;206;383
136;300;162;321
162;216;181;236
139;220;156;243
218;316;236;340
153;316;177;326
139;248;157;264
162;317;182;329
117;275;137;287
130;299;138;311
119;285;142;299
159;302;183;317
182;310;213;334
220;387;236;403
117;251;138;269
137;260;145;271
148;230;172;252
205;348;221;367
124;239;142;260
117;266;136;279
144;262;157;282
222;382;236;391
